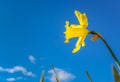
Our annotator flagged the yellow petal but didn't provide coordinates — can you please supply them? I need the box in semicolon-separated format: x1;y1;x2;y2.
74;10;88;28
72;46;81;53
82;41;85;47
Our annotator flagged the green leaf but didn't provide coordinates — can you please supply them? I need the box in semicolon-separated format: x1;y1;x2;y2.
112;65;120;82
40;70;45;82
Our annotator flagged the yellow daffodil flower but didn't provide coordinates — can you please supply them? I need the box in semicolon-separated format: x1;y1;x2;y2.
64;10;90;53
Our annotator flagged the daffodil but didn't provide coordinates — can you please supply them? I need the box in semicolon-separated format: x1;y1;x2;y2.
64;10;90;53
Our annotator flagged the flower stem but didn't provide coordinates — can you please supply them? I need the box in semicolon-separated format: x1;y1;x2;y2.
89;31;120;69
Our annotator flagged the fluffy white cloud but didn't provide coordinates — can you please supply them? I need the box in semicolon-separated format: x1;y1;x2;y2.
48;68;76;82
29;55;36;64
0;66;35;77
6;77;22;81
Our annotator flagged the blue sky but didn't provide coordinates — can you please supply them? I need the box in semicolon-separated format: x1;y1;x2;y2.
0;0;120;82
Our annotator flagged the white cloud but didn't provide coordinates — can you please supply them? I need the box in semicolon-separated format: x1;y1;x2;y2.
6;77;23;82
48;68;76;82
29;55;36;64
6;78;16;81
0;66;35;77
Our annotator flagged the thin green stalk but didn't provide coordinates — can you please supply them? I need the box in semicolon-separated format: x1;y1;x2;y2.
52;65;60;82
86;70;92;82
89;31;120;69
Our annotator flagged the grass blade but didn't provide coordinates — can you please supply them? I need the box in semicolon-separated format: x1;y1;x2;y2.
40;70;45;82
86;70;92;82
52;65;60;82
112;65;120;82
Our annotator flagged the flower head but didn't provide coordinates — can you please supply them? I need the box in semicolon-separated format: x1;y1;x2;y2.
64;10;89;53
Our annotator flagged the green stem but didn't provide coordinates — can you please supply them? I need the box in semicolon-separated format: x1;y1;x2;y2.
86;70;92;82
89;31;120;69
52;65;60;82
